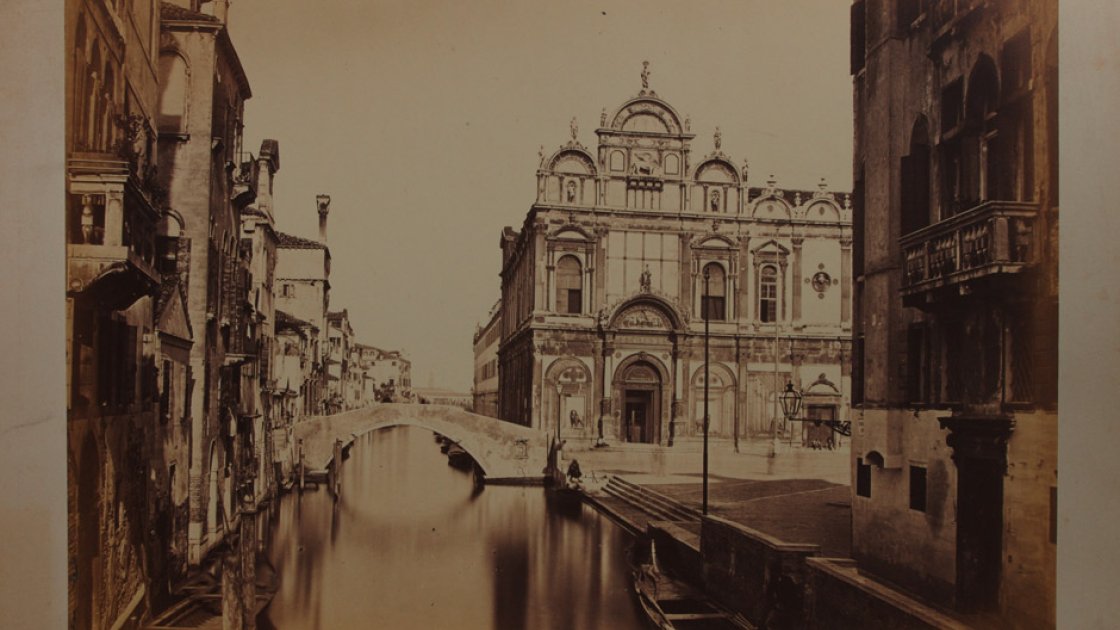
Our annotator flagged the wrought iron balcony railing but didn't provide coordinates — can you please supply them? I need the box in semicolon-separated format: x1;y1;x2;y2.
900;200;1037;297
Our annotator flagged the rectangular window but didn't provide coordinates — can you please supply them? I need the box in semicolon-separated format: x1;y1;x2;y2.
909;465;927;511
941;79;964;132
856;458;871;497
566;289;582;314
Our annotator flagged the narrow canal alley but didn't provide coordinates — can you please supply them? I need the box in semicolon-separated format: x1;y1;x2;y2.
260;426;647;629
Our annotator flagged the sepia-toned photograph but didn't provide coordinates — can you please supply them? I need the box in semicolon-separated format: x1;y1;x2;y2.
37;0;1073;627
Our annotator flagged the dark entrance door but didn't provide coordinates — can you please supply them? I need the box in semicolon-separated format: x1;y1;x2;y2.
618;361;662;444
624;390;653;443
956;456;1003;612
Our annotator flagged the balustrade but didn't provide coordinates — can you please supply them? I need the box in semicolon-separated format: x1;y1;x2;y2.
899;200;1037;296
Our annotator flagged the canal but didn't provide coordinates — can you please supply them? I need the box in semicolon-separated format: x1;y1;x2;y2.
260;425;648;629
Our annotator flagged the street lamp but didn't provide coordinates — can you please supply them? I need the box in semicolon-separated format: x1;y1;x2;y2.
702;266;710;516
780;381;852;436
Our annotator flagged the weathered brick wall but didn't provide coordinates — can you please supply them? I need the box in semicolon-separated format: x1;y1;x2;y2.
700;516;818;628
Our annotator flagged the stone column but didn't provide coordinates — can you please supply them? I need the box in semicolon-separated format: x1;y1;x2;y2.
601;341;614;441
103;189;124;246
740;236;752;325
840;237;852;327
791;236;804;327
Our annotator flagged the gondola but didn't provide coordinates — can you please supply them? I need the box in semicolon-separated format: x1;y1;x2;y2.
633;542;751;629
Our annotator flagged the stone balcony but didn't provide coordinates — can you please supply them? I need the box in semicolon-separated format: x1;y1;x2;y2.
900;200;1037;304
66;155;161;309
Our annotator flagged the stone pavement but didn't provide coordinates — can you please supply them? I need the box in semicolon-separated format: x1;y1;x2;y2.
570;439;852;557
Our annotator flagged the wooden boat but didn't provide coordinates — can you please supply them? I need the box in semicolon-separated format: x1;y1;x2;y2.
445;444;475;470
546;479;584;514
633;543;751;630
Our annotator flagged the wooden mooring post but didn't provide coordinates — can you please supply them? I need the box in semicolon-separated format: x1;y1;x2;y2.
329;438;343;500
297;439;305;492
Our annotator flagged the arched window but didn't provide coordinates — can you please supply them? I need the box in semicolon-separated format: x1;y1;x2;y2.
701;262;726;321
901;116;931;234
759;265;778;323
964;56;999;205
158;51;188;133
101;65;115;151
556;255;582;314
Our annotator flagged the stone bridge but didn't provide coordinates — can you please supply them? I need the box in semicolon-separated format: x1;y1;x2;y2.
291;403;550;484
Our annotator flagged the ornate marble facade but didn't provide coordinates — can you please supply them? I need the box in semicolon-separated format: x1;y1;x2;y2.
498;65;853;449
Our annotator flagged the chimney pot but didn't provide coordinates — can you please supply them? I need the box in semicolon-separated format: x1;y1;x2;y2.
317;194;331;244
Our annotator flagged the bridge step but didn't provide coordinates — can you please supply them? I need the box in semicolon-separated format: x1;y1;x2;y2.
603;476;700;523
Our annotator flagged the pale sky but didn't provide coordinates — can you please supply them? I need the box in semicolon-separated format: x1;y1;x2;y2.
228;0;853;392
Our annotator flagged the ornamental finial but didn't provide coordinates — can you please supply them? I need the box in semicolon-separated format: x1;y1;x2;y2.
641;60;650;90
714;126;722;151
570;116;578;141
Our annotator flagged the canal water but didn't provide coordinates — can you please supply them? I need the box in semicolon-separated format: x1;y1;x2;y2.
259;425;648;629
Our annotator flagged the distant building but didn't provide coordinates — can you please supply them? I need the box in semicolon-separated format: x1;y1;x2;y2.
497;66;853;450
847;0;1057;626
275;195;332;415
325;309;353;412
272;309;317;477
472;300;501;418
414;387;473;410
358;344;413;402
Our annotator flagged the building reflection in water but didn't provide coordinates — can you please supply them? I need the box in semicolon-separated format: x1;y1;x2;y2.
260;426;645;629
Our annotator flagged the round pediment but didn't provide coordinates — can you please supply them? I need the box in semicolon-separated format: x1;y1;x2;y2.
616;305;670;330
609;97;685;135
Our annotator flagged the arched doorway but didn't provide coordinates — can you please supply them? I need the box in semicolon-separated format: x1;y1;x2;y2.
690;363;737;437
618;361;662;444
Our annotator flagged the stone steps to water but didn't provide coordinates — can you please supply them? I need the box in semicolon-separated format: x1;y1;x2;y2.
609;476;701;521
602;476;700;524
602;483;678;522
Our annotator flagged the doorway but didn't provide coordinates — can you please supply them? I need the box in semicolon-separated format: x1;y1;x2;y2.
618;361;661;444
956;456;1003;612
624;390;654;443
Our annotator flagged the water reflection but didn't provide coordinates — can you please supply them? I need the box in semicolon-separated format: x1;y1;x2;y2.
261;426;646;629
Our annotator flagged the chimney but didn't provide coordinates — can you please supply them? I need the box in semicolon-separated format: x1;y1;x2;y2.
316;194;331;244
201;0;230;23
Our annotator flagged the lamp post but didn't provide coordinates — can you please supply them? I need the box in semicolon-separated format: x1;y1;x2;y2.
781;381;852;437
702;267;710;516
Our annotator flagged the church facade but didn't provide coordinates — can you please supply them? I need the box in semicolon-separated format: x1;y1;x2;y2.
497;66;854;450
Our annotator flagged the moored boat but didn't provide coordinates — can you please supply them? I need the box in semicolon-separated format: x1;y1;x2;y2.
633;542;751;630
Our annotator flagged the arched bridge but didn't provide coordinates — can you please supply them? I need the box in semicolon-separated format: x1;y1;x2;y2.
291;404;549;484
